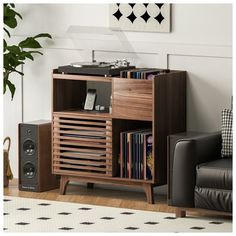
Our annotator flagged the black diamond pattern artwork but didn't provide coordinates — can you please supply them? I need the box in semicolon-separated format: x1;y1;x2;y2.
110;3;170;32
4;213;9;216
155;12;165;24
113;8;123;21
164;216;176;220
128;3;136;9
127;12;137;23
156;3;164;9
141;11;151;23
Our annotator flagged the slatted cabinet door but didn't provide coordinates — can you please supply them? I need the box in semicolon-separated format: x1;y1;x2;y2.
52;112;113;177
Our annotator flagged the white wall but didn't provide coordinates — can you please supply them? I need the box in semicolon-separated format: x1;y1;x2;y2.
4;4;232;184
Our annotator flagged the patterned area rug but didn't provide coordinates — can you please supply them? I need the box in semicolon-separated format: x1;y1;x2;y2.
4;196;232;232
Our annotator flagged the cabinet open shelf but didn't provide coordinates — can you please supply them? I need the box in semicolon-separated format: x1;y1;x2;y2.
52;69;186;203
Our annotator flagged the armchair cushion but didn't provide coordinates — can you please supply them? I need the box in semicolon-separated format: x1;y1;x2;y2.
196;158;232;190
195;187;232;212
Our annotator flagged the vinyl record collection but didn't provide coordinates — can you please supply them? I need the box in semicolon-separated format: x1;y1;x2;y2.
120;68;170;80
120;129;153;180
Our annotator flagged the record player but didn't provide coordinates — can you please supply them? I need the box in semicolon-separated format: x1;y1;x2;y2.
58;59;135;77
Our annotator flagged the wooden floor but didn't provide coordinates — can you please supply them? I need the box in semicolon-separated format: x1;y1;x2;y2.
4;179;231;219
5;179;174;213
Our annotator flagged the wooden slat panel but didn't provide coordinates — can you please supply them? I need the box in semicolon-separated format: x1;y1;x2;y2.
53;136;112;148
54;124;111;132
53;145;112;154
55;119;110;127
54;163;111;172
53;111;112;120
54;169;113;177
53;129;112;138
53;152;112;160
54;158;112;166
52;112;113;177
53;134;111;144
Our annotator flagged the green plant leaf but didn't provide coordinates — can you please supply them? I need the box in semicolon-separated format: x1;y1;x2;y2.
4;39;7;52
28;50;43;55
4;27;11;37
3;4;52;100
3;75;16;100
6;45;21;54
19;37;42;49
7;79;16;100
25;54;34;60
33;33;52;39
4;52;25;70
4;5;22;29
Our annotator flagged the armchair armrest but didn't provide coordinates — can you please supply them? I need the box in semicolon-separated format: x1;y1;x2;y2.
171;132;221;208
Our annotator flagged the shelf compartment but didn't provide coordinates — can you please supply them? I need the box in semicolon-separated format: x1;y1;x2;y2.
53;113;112;177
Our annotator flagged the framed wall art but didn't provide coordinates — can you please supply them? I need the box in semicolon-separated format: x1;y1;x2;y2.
110;3;171;32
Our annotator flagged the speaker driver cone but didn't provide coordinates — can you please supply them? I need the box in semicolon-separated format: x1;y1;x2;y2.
23;162;36;178
23;139;36;155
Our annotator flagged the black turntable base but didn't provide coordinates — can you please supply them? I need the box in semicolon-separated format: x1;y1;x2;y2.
58;64;135;77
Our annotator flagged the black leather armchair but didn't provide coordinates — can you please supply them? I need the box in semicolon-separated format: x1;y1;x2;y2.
168;132;232;217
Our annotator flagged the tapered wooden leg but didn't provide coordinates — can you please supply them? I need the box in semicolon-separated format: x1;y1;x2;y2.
143;183;154;204
87;183;94;189
176;208;186;218
60;176;69;195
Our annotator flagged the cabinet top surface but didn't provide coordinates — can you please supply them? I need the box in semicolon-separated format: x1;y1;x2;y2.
52;69;185;82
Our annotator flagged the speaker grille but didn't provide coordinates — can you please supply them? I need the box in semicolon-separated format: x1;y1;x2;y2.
23;139;36;155
23;162;36;179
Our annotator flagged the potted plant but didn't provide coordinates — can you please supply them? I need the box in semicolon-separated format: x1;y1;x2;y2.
3;3;52;99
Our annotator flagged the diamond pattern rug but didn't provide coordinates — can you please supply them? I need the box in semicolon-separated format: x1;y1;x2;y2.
3;196;232;232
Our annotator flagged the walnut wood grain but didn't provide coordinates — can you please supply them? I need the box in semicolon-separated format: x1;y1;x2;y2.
153;71;186;183
112;78;152;121
52;70;186;203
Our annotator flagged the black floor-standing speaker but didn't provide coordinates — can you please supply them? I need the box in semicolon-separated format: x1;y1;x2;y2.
19;120;59;192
